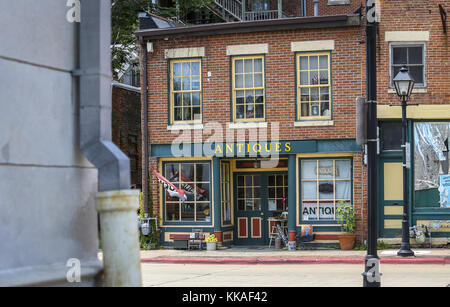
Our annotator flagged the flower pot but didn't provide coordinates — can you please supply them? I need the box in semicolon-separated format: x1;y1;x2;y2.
338;234;356;250
206;242;217;251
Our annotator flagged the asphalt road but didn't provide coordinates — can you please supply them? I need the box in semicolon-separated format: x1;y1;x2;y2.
142;263;450;287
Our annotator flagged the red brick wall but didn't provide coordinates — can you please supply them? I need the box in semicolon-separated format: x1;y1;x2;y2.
112;86;142;189
305;0;362;17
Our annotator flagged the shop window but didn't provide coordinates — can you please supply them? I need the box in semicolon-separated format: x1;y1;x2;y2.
380;121;402;151
164;162;211;222
170;59;202;124
237;175;261;211
301;159;352;221
414;122;450;208
390;44;425;88
232;56;265;122
268;174;288;212
297;52;331;120
221;161;232;225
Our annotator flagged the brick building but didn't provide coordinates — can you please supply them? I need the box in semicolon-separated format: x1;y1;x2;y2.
136;1;450;247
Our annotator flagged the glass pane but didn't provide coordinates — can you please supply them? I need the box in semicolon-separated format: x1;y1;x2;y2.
320;71;328;85
310;71;319;85
319;181;334;199
246;91;254;103
183;93;191;106
192;92;201;106
268;175;275;186
268;188;275;198
238;176;244;186
318;160;334;179
276;175;283;186
301;88;309;102
320;87;329;101
174;107;182;121
254;59;262;72
381;121;402;150
310;56;318;70
276;199;283;211
276;187;283;198
245;74;253;88
336;181;351;199
196;163;210;182
246;199;254;210
255;90;264;103
302;181;317;200
409;66;424;84
235;74;243;88
181;164;194;182
191;62;200;75
181;203;194;221
302;161;317;179
254;73;263;87
182;62;191;76
173;63;182;77
173;77;181;91
255;104;264;118
193;107;201;121
321;102;330;116
393;47;407;65
245;175;253;186
254;199;261;211
165;164;179;182
192;76;200;90
408;47;423;64
319;55;328;69
311;102;320;116
238;200;245;211
300;71;309;85
174;93;182;106
336;160;351;179
197;183;210;201
165;183;180;201
236;105;244;119
311;88;319;101
196;203;210;222
299;56;308;70
319;202;334;220
246;105;254;118
182;77;191;91
166;203;179;221
235;60;243;73
244;59;253;73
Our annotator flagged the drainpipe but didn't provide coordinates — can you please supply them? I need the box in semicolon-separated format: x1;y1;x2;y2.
77;0;142;286
141;38;149;217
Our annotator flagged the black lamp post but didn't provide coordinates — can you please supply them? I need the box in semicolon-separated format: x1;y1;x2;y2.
393;66;415;257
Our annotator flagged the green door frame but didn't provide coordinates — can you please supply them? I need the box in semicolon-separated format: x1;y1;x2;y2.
233;171;287;245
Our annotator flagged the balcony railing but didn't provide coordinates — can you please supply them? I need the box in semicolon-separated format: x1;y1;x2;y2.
245;10;280;21
214;0;243;20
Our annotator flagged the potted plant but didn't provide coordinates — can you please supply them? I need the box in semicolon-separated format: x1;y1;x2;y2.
205;234;218;251
336;201;356;250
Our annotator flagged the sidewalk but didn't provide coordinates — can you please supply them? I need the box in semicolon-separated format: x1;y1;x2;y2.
140;247;450;265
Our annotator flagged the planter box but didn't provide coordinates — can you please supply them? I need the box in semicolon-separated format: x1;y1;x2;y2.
206;242;217;251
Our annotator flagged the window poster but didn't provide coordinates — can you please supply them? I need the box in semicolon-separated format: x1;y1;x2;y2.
268;200;276;211
439;175;450;208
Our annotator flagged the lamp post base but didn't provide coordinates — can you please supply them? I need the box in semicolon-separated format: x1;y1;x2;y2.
397;247;415;257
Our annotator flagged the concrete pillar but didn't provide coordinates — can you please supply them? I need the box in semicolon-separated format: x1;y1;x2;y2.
96;190;142;287
288;155;297;245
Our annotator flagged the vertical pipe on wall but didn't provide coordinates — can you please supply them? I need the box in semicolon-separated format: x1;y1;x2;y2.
287;155;297;244
213;157;222;241
141;39;149;216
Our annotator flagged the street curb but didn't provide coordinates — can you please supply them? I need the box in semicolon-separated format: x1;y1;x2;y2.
141;257;450;265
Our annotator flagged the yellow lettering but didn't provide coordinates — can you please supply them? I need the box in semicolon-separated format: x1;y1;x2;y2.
265;143;272;152
237;144;244;153
247;144;250;152
215;145;223;154
226;144;233;154
276;143;282;152
253;144;261;153
285;142;291;152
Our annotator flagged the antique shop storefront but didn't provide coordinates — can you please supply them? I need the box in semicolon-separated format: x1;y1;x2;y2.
150;139;361;246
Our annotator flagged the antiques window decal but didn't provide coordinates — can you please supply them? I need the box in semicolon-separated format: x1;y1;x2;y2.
301;159;352;221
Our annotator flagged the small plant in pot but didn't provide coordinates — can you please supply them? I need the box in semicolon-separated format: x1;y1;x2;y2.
205;234;218;251
336;200;356;250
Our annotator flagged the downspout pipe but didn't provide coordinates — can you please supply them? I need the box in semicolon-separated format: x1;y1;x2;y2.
78;0;142;287
140;38;149;216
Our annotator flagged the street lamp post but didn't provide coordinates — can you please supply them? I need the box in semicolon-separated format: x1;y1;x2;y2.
392;66;416;257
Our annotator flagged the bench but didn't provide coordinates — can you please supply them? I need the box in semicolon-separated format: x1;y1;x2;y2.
170;233;206;250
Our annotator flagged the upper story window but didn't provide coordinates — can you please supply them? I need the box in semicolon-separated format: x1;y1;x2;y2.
170;59;202;124
390;44;425;88
297;52;331;120
232;56;265;122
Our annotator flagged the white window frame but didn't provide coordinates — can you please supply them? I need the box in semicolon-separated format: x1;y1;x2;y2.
389;42;427;89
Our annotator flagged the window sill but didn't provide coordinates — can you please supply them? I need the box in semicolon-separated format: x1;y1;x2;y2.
167;124;204;131
294;120;334;127
228;122;268;129
388;88;428;94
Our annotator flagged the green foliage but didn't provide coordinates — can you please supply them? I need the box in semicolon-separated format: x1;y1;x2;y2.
111;0;212;76
335;200;356;234
353;241;395;251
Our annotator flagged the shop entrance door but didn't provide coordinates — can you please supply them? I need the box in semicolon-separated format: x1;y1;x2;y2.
233;172;288;245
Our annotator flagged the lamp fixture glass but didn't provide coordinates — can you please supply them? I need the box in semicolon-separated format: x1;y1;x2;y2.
393;66;415;99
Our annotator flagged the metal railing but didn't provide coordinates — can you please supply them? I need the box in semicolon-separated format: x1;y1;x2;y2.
245;10;280;21
214;0;243;20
